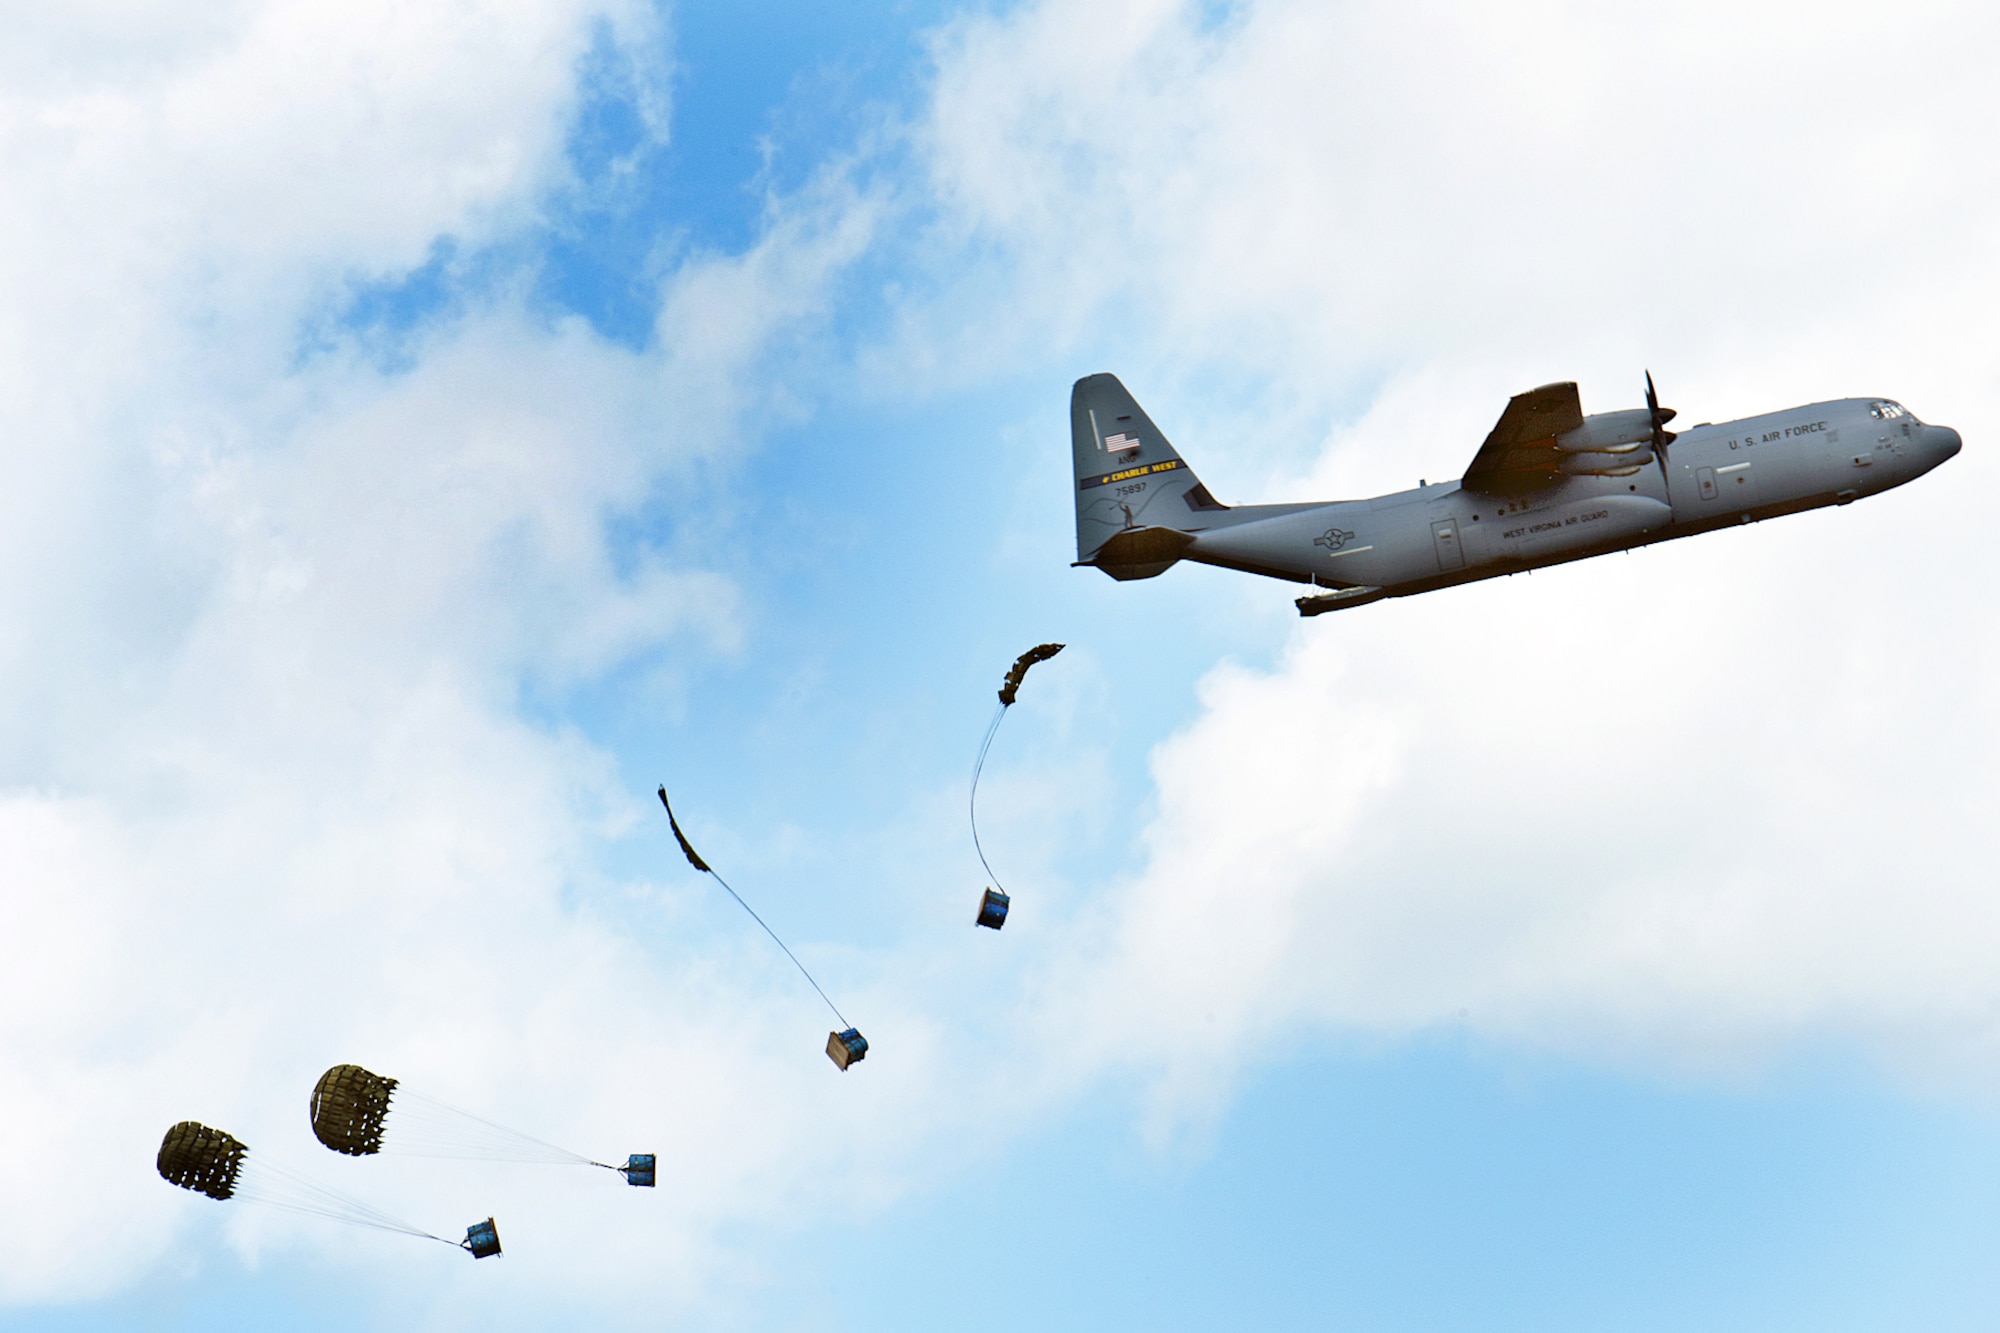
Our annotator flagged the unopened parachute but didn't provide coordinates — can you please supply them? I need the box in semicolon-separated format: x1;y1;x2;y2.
309;1064;654;1187
970;642;1065;930
156;1120;500;1257
658;785;868;1071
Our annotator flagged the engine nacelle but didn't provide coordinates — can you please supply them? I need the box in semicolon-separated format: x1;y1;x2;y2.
1558;449;1651;477
1557;409;1659;453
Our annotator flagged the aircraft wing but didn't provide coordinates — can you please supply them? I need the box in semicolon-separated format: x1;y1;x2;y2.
1460;381;1584;494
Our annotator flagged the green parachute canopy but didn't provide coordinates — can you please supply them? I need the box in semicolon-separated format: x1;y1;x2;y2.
998;643;1065;706
157;1121;246;1201
310;1064;397;1157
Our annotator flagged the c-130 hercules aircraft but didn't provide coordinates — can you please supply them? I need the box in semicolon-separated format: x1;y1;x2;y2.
1070;373;1961;614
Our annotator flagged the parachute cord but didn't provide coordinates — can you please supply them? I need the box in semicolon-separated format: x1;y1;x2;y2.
705;864;850;1030
243;1193;457;1246
658;785;852;1030
236;1159;456;1244
968;700;1009;892
383;1090;598;1167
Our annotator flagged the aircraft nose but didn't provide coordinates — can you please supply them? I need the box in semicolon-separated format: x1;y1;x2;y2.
1923;423;1963;459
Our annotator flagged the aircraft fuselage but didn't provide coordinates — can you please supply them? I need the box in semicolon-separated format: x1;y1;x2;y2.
1150;398;1960;613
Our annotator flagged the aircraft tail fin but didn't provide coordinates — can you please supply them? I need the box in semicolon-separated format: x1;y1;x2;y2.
1070;373;1227;579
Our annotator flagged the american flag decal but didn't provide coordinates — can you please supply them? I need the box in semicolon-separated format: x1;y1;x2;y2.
1103;432;1139;453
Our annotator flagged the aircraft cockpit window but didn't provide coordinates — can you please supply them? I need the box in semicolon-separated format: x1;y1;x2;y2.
1870;401;1907;420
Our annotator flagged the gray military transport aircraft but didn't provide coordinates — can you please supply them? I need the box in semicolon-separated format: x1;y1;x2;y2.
1070;373;1960;614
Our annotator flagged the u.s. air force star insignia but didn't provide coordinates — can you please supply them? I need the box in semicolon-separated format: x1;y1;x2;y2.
1314;527;1356;553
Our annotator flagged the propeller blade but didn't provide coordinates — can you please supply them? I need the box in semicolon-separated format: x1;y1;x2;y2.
1646;369;1675;493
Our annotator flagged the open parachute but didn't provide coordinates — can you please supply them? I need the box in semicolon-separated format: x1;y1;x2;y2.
156;1120;501;1257
969;642;1065;930
309;1064;654;1187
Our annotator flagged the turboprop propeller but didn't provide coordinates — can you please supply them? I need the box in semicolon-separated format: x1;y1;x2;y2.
1646;369;1678;490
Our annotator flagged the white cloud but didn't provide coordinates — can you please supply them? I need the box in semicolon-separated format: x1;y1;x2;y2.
908;0;1998;405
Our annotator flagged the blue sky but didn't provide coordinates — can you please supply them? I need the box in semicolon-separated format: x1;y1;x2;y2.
3;1;2000;1329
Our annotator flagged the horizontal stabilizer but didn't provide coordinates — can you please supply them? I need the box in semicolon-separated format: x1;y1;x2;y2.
1077;525;1194;580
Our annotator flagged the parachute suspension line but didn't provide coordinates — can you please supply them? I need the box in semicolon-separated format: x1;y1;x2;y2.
658;787;850;1030
378;1091;603;1168
968;700;1009;892
232;1158;453;1244
705;862;850;1029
